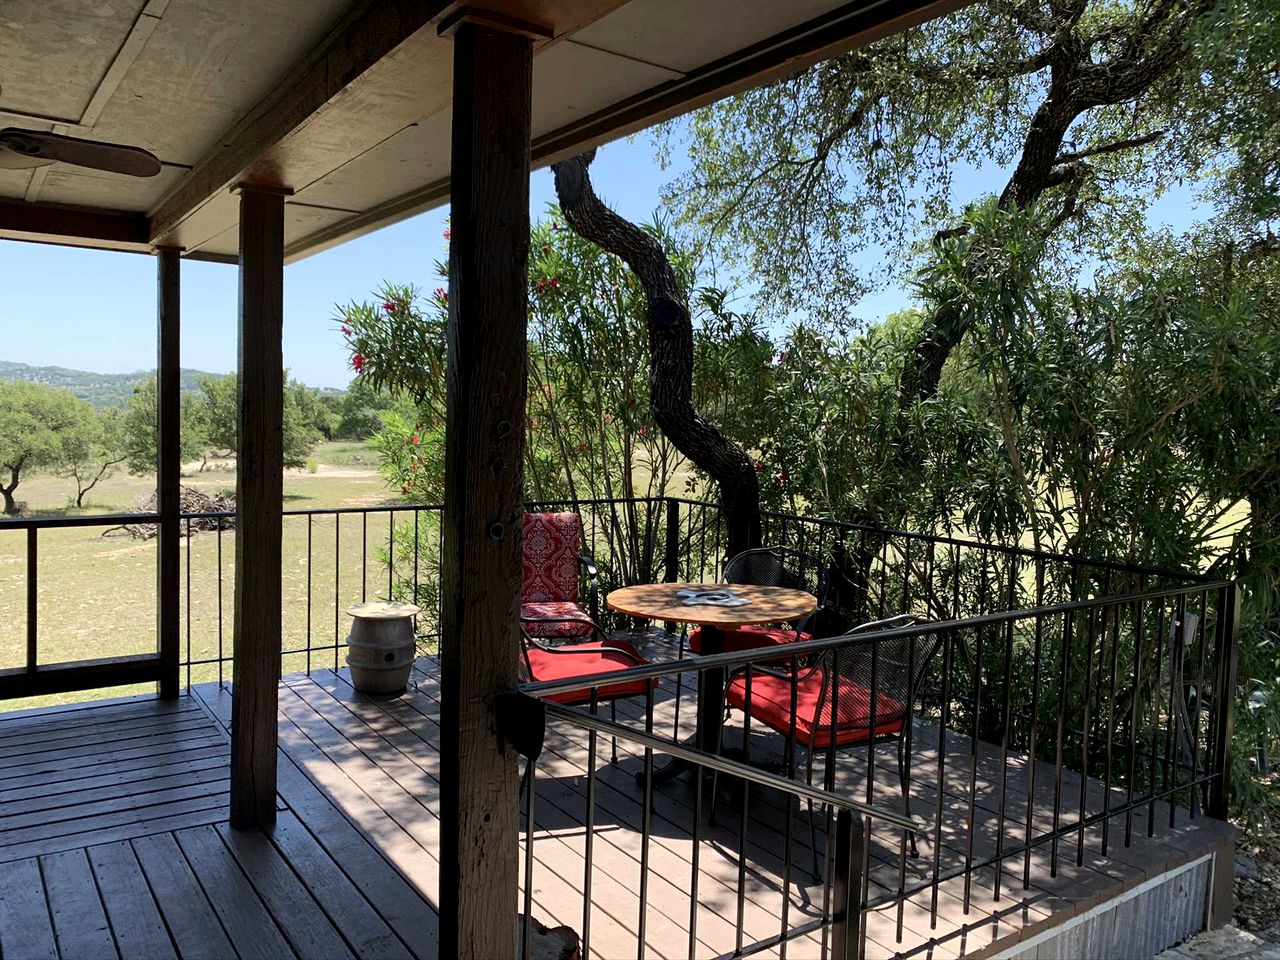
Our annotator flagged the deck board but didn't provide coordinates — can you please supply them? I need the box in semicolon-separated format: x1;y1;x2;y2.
87;841;177;960
0;661;1235;960
41;847;118;960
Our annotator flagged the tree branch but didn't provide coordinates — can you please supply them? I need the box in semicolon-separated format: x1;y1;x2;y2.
550;151;761;556
1053;129;1166;164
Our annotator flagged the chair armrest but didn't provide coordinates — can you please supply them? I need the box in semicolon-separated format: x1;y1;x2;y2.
725;659;821;686
520;633;647;667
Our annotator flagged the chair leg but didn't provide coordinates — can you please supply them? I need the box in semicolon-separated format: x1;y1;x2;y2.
673;629;685;741
805;750;821;881
708;691;729;829
897;736;918;858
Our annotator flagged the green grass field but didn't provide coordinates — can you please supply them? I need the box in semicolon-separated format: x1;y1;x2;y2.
0;441;414;711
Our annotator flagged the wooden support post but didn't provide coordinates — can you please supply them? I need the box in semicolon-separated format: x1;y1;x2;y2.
230;185;286;830
155;246;181;700
437;10;540;958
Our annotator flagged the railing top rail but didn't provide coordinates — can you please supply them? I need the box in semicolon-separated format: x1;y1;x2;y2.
0;512;161;530
541;699;914;829
519;578;1232;699
665;497;1215;584
0;494;1212;586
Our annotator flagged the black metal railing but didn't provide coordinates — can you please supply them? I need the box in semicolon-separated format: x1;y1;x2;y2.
0;512;165;698
514;574;1236;958
0;495;1239;956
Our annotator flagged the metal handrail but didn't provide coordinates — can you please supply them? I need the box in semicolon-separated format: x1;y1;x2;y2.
540;700;916;830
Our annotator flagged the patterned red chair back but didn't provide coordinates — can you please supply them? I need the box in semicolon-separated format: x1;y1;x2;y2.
522;512;582;604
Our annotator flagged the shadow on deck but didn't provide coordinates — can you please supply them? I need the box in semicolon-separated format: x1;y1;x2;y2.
0;656;1235;959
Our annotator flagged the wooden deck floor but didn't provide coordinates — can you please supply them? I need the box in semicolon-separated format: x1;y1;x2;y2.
0;658;1232;960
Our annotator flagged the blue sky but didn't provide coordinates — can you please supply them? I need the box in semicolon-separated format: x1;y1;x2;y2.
0;143;689;391
0;134;1203;391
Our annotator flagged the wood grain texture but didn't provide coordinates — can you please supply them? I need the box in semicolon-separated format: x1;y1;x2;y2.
87;841;177;960
131;832;238;960
40;848;117;960
438;19;533;959
156;246;181;699
0;857;58;960
606;582;817;626
231;186;286;829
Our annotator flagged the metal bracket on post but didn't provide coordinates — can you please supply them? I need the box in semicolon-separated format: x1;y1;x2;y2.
497;691;546;764
831;808;866;960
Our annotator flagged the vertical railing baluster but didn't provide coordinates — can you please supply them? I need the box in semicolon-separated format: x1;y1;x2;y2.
306;514;313;675
334;513;341;673
184;517;191;690
1148;599;1168;834
1051;608;1072;876
1077;595;1098;866
1023;559;1044;888
930;628;952;929
1102;596;1121;854
1208;582;1239;819
735;664;753;955
217;519;225;686
688;666;703;960
1167;592;1187;825
1189;589;1209;817
993;558;1016;900
26;527;37;673
637;682;654;960
387;510;395;600
1125;582;1146;847
521;758;535;960
584;688;599;960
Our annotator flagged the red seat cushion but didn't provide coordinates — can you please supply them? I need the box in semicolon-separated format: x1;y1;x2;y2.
523;512;581;604
522;601;594;638
525;639;658;706
688;623;811;655
726;670;905;748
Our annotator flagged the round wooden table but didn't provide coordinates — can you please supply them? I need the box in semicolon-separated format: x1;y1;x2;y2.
607;582;817;785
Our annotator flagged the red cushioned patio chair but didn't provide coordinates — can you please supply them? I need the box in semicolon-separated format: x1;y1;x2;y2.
521;511;600;640
519;614;658;764
686;546;828;656
713;613;939;876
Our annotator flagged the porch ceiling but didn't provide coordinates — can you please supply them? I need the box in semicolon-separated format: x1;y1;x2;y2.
0;0;963;262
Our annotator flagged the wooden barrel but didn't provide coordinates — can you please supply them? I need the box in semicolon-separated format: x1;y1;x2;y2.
345;601;420;694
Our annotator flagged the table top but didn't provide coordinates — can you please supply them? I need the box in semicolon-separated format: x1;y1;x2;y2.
606;582;817;627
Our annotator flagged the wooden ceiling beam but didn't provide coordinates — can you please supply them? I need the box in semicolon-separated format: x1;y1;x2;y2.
0;198;150;248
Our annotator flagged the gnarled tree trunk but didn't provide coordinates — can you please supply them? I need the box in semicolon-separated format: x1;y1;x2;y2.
898;2;1202;411
552;150;761;559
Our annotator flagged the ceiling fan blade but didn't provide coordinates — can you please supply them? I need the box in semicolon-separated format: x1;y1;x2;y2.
0;128;161;178
0;145;54;170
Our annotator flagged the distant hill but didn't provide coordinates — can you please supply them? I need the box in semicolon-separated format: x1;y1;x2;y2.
0;361;212;407
0;361;343;408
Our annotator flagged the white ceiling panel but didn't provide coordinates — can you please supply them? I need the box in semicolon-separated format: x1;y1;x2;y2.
0;0;145;122
34;166;188;212
532;40;683;135
571;0;840;74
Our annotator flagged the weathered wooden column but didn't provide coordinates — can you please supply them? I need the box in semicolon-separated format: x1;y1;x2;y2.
155;246;181;699
437;8;542;958
230;184;287;829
